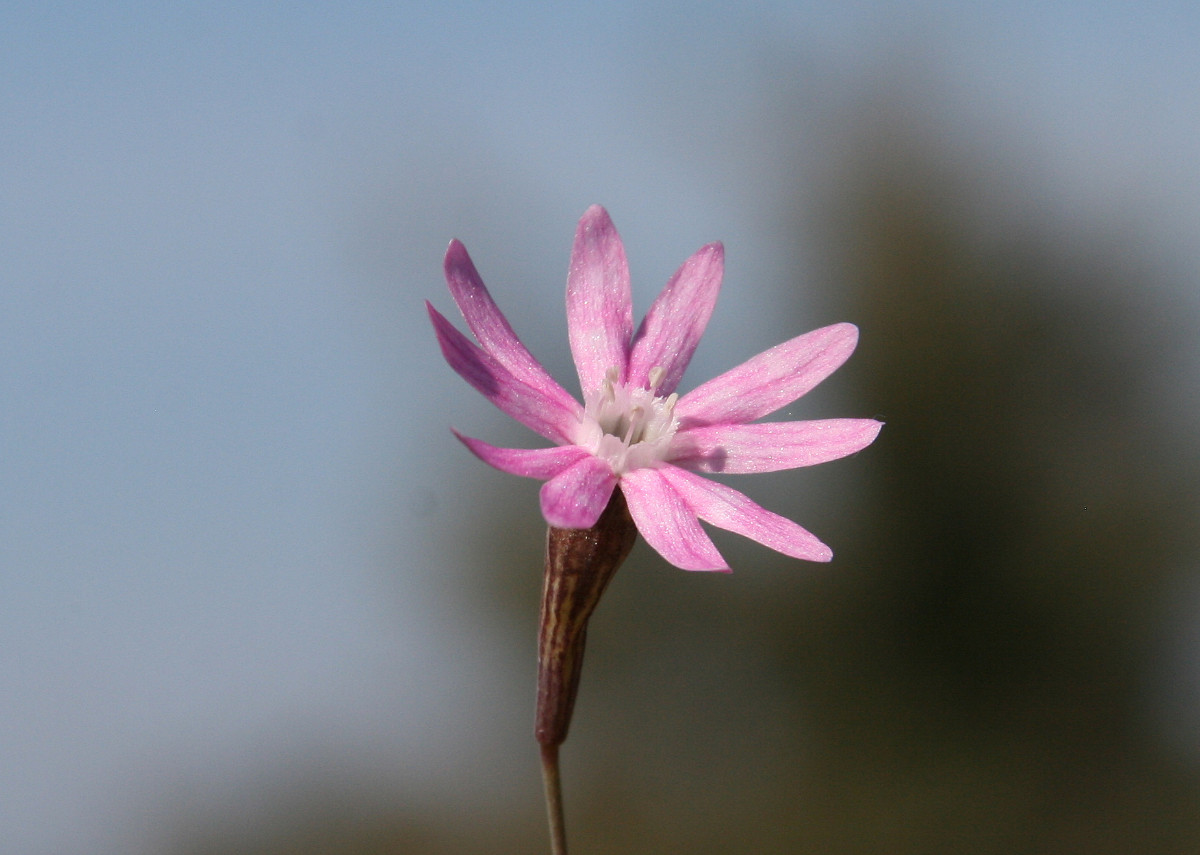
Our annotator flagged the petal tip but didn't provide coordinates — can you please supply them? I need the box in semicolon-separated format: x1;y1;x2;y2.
832;322;860;346
425;300;447;328
575;205;616;240
695;563;733;573
443;238;470;268
580;203;611;223
540;497;603;530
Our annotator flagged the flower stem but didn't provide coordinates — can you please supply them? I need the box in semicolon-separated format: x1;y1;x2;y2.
540;743;567;855
535;489;637;853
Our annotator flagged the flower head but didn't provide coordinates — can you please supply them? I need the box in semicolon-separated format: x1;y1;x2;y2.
428;205;881;571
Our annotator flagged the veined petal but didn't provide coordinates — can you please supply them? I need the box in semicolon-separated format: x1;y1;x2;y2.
620;468;729;571
429;302;580;444
676;323;859;427
669;418;883;474
659;466;832;562
453;431;591;480
627;242;723;393
443;240;580;416
567;205;633;394
540;454;618;529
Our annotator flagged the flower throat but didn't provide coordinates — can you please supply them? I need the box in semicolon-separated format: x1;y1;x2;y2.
580;366;679;474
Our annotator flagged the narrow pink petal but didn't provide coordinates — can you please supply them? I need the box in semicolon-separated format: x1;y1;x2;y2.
676;323;860;427
453;431;591;480
619;468;729;571
669;418;883;474
443;240;580;415
659;466;832;562
428;302;580;444
540;454;618;529
566;205;633;395
627;242;724;393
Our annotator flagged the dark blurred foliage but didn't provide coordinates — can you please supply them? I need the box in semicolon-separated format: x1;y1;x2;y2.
771;107;1200;853
159;102;1200;854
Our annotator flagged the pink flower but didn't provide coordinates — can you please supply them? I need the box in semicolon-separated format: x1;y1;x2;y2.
428;205;881;571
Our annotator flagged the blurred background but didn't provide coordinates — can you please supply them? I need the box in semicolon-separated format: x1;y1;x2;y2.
3;2;1199;853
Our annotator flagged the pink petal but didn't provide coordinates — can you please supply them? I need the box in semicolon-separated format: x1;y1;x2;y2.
428;302;580;445
566;205;633;396
659;466;832;562
676;323;859;427
619;468;729;571
669;418;883;474
540;454;618;529
627;242;724;394
453;431;591;480
443;240;580;416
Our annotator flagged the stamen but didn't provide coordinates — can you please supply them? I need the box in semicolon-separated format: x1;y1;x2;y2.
602;366;619;403
623;406;643;445
579;367;681;475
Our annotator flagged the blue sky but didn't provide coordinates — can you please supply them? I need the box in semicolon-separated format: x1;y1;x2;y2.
3;2;1199;852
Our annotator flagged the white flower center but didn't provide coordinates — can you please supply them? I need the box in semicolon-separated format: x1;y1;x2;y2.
577;366;679;475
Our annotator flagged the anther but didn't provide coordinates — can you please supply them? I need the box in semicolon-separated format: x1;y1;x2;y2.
648;366;665;393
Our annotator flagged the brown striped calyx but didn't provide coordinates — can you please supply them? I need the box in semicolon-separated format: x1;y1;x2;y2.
535;487;638;747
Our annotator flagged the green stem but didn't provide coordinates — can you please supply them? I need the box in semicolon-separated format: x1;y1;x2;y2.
541;743;567;855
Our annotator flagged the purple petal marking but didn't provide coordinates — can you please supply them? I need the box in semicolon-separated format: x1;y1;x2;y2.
627;242;724;393
453;431;590;480
669;418;883;474
443;240;580;416
566;205;633;396
676;323;859;427
659;466;832;562
619;468;729;571
539;454;618;529
428;302;580;445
